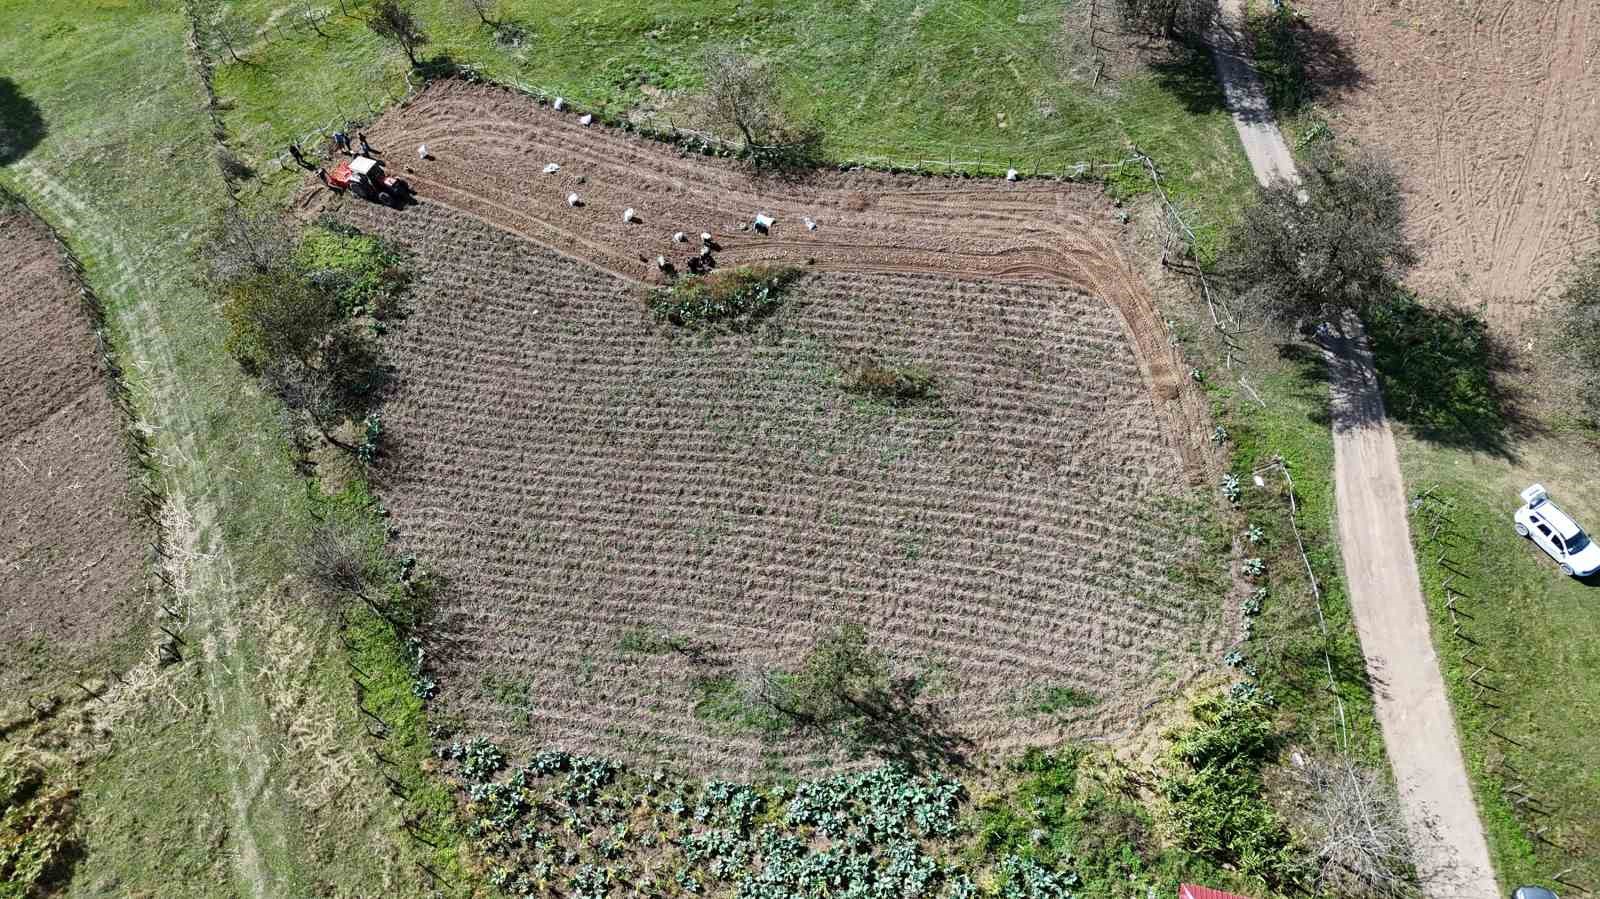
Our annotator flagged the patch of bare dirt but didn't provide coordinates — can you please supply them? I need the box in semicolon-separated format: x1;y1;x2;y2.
1300;0;1600;339
0;209;144;693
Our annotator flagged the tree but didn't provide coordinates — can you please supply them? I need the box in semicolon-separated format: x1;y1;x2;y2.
1118;0;1218;42
366;0;428;67
209;10;254;62
220;272;339;374
201;207;297;285
459;0;497;26
1293;758;1418;898
700;47;819;166
1220;148;1416;326
298;522;389;619
1558;247;1600;422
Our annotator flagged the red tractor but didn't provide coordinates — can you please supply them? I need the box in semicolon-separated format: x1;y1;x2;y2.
326;155;411;206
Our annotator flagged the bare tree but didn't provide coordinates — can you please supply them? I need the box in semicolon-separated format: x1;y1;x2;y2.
1294;757;1419;898
298;522;388;617
211;11;254;62
459;0;497;26
201;207;297;285
1220;147;1416;327
702;47;787;153
366;0;429;68
292;0;328;37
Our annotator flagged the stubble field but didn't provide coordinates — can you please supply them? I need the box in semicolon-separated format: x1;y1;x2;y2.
0;208;143;695
319;82;1228;776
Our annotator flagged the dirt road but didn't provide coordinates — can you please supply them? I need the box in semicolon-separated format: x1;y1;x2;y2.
1209;4;1499;896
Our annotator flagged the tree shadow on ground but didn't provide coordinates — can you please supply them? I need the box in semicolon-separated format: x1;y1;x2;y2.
0;77;46;165
1146;14;1363;121
1247;11;1365;117
1363;296;1535;460
836;675;974;772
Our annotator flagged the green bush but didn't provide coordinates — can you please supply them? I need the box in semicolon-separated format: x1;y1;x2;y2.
647;265;800;329
843;360;937;406
0;751;78;898
1159;693;1305;887
295;223;410;317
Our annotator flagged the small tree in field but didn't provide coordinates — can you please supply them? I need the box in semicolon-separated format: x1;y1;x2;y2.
1221;148;1416;327
298;522;389;619
700;47;819;166
367;0;428;67
459;0;497;26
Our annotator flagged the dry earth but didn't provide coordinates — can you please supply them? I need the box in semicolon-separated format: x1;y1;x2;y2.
312;81;1230;776
1300;0;1600;338
0;209;143;694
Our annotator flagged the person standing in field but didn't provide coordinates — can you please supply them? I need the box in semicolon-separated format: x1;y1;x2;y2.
357;132;375;156
333;130;351;154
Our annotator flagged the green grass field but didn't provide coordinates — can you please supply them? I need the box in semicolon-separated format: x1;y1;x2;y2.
1397;432;1600;891
211;0;1252;248
0;2;452;894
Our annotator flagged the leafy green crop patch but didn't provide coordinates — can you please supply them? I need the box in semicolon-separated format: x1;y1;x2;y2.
648;265;800;329
0;751;78;898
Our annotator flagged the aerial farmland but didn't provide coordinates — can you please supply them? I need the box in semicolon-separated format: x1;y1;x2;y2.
4;0;1596;897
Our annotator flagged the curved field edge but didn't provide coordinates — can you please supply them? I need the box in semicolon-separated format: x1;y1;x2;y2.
211;0;1254;254
0;3;460;895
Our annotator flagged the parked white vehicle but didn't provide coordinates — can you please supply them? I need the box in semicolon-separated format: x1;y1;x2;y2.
1513;484;1600;577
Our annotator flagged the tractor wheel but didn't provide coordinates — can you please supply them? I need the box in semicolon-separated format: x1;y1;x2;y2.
378;191;394;207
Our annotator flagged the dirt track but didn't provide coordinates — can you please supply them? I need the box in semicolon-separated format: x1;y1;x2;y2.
1301;0;1600;337
303;80;1211;481
1206;7;1500;895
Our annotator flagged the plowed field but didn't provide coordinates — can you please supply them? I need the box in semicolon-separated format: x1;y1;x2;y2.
317;82;1225;775
1301;0;1600;338
0;209;143;693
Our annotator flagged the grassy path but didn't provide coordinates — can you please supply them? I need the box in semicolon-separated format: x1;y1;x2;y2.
1;4;428;894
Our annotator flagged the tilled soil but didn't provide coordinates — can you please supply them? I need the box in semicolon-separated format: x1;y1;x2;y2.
333;198;1225;776
302;80;1211;480
1299;0;1600;338
0;210;143;692
315;81;1226;776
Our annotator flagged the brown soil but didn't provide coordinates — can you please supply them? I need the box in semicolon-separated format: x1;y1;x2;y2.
1300;0;1600;339
312;81;1228;776
0;210;144;692
301;80;1213;481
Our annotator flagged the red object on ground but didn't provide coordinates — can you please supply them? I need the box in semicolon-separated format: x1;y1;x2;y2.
1179;886;1253;899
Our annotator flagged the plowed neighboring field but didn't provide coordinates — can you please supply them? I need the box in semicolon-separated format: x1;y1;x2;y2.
0;209;143;693
1301;0;1600;337
318;82;1226;775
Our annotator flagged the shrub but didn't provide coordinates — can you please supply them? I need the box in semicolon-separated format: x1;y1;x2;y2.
0;751;78;895
1556;246;1600;424
647;265;799;329
1159;693;1304;887
843;359;937;406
